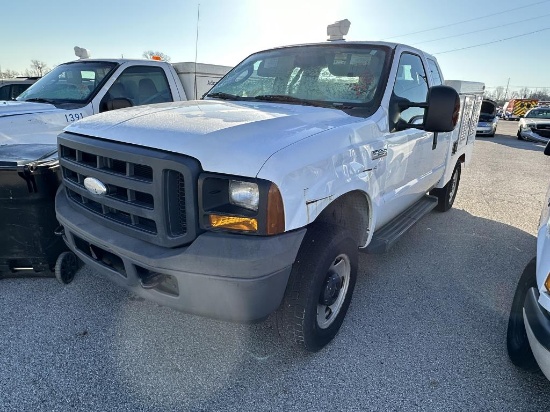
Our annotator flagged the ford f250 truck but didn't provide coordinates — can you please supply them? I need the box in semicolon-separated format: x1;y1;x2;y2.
0;55;230;274
54;21;484;351
0;57;231;148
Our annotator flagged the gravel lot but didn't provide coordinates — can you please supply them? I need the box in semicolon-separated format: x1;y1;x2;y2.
1;120;549;411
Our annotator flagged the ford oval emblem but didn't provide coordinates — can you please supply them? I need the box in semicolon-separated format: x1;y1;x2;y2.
83;177;108;196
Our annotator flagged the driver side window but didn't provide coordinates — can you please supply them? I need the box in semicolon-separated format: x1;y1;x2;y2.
390;53;429;129
100;66;173;112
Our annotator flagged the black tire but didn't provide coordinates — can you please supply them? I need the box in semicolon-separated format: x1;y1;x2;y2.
276;222;358;352
506;257;540;372
431;162;461;212
517;130;524;140
54;251;79;284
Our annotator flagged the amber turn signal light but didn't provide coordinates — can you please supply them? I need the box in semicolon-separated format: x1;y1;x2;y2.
209;215;258;232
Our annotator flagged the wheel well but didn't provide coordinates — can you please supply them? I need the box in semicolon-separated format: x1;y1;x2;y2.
314;191;370;246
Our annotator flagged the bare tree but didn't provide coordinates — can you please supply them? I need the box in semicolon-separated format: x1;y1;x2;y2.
25;60;50;77
142;50;171;62
529;88;549;101
492;86;505;102
0;69;20;78
517;87;531;99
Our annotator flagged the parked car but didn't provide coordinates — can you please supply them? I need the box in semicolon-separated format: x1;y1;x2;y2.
517;107;550;143
507;140;550;380
0;77;39;100
476;99;498;137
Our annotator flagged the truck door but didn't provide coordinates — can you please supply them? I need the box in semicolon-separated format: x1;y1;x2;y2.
378;52;433;225
92;64;176;114
424;58;451;186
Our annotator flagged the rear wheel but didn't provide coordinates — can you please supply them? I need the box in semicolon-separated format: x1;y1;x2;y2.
276;223;358;352
431;162;461;212
507;257;540;372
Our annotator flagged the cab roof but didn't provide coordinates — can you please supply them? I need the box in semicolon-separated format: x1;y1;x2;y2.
247;40;437;61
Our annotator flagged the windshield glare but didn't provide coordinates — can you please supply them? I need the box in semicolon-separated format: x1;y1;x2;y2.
207;45;388;107
526;109;550;119
17;61;118;103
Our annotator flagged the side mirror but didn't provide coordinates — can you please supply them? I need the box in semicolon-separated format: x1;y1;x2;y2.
423;85;460;133
545;140;550;156
105;98;133;111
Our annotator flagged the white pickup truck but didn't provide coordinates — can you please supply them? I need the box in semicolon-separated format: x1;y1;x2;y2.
0;58;231;149
55;22;483;351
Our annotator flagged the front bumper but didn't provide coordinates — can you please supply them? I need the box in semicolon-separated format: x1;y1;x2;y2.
519;129;550;143
55;187;306;322
524;287;550;380
476;125;495;135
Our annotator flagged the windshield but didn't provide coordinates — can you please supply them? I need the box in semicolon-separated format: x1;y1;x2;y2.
206;45;389;110
17;61;118;103
525;109;550;119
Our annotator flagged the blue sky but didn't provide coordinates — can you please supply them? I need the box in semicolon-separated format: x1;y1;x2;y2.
1;0;549;93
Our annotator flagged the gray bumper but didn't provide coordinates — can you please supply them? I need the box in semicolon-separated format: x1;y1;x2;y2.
520;130;550;143
476;126;494;135
524;287;550;380
56;188;306;322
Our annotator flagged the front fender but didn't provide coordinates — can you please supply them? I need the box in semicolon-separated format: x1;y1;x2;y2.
257;118;385;236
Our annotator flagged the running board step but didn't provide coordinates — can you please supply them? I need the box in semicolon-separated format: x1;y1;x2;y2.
364;195;438;254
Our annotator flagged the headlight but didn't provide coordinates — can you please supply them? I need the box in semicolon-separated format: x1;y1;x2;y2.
199;174;285;235
524;123;536;129
229;180;259;211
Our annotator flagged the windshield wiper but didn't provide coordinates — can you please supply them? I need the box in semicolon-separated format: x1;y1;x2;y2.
206;92;243;101
253;94;328;108
23;98;57;104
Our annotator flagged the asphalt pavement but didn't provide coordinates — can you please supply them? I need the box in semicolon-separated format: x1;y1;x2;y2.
1;120;549;411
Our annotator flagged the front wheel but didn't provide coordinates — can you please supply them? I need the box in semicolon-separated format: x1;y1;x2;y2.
507;257;540;372
431;162;461;212
517;129;524;140
276;223;358;352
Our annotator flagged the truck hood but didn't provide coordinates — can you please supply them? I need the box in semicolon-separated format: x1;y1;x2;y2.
0;100;58;117
0;144;58;166
65;100;361;177
0;101;73;146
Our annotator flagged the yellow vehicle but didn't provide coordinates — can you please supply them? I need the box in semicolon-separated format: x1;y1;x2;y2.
503;98;539;120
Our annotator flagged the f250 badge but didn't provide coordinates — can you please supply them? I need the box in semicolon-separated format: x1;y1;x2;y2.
371;148;387;160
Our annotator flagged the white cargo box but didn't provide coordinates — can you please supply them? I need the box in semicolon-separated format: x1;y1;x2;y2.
445;80;485;95
443;80;485;169
172;62;231;99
